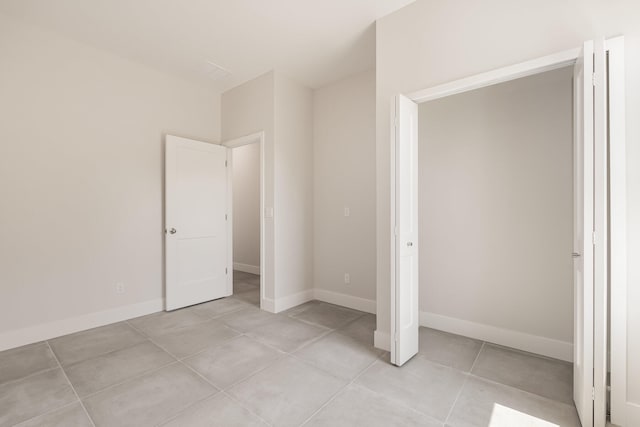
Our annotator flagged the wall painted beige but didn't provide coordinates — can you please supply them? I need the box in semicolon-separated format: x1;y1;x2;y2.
313;69;377;306
232;143;261;271
221;71;314;308
419;67;573;343
274;74;314;301
0;15;220;336
375;0;640;406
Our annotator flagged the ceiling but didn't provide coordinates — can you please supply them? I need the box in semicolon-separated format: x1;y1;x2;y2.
0;0;415;92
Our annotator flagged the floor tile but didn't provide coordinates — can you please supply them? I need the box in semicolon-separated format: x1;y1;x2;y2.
336;313;376;346
295;332;383;380
305;383;442;427
446;376;580;427
418;328;483;372
0;368;77;426
65;341;174;397
356;357;466;422
219;307;279;333
247;316;328;353
49;322;146;366
288;301;363;329
185;336;283;389
161;393;267;427
83;363;216;427
151;319;240;359
128;309;210;338
191;297;250;318
16;402;92;427
0;342;58;386
471;344;573;404
234;281;258;294
228;356;346;427
232;290;260;306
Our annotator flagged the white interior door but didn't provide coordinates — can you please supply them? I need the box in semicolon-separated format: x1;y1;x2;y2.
165;135;231;311
573;40;595;427
391;94;419;366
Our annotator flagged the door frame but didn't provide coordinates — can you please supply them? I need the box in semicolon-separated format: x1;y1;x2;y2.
390;38;627;425
222;131;267;311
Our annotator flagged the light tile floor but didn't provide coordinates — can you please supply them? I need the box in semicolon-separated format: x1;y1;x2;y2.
0;272;581;426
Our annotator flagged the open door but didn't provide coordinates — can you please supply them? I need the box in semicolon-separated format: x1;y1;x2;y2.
574;38;608;427
165;135;231;311
391;94;419;366
573;39;595;427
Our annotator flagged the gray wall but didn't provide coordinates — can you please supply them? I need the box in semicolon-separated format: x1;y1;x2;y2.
419;67;573;343
0;14;220;339
313;69;377;308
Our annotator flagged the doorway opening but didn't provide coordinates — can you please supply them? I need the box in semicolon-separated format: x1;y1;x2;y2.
227;139;261;308
222;132;266;310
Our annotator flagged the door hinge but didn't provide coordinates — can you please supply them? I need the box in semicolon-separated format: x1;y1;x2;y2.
592;72;596;87
225;160;228;167
592;387;595;401
225;214;228;220
592;231;596;245
225;268;228;275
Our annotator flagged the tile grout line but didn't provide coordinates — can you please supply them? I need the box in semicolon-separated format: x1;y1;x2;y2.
442;341;485;426
175;357;274;427
127;319;273;426
0;365;61;388
298;355;380;426
78;359;179;400
13;401;82;427
44;341;97;427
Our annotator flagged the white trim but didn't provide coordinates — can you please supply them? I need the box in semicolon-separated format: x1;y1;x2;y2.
627;403;640;426
222;132;262;148
233;262;260;275
407;47;580;104
261;297;276;314
607;36;628;427
419;311;573;362
273;289;314;313
389;96;398;363
0;299;163;352
374;330;391;352
222;132;268;311
225;147;233;295
313;289;376;314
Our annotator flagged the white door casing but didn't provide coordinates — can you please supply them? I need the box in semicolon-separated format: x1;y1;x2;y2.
391;94;419;366
592;37;608;427
165;135;231;311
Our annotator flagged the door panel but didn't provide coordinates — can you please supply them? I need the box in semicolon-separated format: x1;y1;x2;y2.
392;94;419;366
573;41;594;427
165;135;230;311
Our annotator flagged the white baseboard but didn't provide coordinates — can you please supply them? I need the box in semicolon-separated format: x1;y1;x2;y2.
419;311;573;362
626;402;640;427
0;298;164;352
374;330;391;352
233;263;260;275
312;289;376;314
273;289;314;313
261;297;276;313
